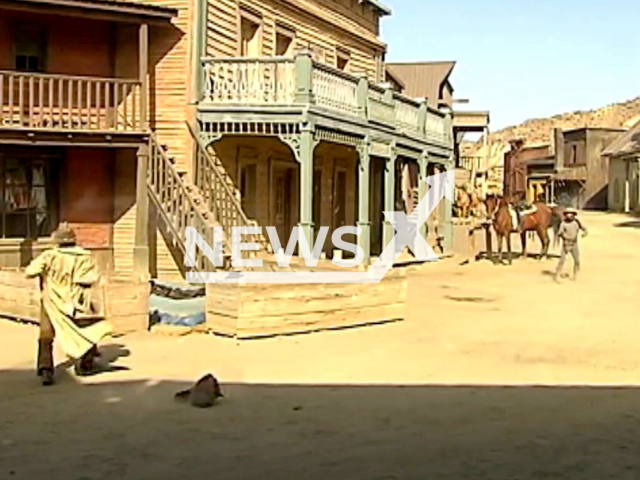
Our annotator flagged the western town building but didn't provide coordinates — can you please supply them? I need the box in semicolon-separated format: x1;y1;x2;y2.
503;127;625;209
385;61;491;195
0;0;457;337
603;121;640;213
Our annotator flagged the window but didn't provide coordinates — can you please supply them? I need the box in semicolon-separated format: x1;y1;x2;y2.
275;24;295;56
239;163;257;219
239;9;262;57
0;149;58;239
336;48;350;71
13;25;47;72
571;145;578;165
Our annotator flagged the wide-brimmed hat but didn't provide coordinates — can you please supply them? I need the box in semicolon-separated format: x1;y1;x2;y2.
52;222;77;245
564;207;578;215
174;373;224;408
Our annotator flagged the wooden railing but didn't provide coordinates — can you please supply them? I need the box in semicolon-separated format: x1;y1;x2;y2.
202;58;295;104
367;85;394;125
461;155;484;172
0;71;143;132
147;132;218;272
200;55;451;145
187;122;269;251
311;63;359;116
394;93;421;134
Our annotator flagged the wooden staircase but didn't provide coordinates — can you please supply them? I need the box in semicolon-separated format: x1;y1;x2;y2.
146;125;273;277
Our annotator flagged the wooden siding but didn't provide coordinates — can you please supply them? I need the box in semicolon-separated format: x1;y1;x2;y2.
206;0;386;81
113;149;137;273
149;0;192;170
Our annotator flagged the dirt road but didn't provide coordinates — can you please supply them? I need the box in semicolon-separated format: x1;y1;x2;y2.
1;211;639;479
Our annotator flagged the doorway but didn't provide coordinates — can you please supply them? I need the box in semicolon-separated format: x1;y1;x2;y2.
272;163;297;248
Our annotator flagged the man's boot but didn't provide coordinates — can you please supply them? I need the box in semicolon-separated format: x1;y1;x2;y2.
74;346;99;376
37;338;55;386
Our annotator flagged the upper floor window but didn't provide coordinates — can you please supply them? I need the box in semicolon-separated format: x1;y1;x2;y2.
239;8;262;57
275;24;295;56
336;48;350;71
13;25;47;73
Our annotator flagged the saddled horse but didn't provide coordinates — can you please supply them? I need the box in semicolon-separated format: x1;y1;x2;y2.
519;202;566;259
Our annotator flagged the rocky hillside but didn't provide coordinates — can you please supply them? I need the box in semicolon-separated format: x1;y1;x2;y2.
463;96;640;155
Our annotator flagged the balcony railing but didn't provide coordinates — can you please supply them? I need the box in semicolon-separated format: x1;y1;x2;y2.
201;54;452;145
460;155;485;172
0;71;143;132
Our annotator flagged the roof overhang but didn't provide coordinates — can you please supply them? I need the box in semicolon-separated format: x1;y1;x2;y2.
360;0;391;16
452;110;490;131
0;0;178;23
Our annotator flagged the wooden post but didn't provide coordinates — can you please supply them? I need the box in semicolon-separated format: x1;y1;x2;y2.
418;153;428;239
134;143;150;277
382;145;397;249
355;73;368;119
191;0;207;104
294;51;314;104
357;139;371;265
440;161;454;251
298;127;316;247
624;159;630;213
139;23;149;130
418;100;428;136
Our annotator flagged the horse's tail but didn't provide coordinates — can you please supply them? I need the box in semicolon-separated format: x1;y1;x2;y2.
550;206;563;247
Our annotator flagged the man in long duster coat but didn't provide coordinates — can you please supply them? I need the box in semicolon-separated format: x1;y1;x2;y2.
26;223;112;386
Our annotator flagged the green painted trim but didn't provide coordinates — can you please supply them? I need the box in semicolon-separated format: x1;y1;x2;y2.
192;0;207;103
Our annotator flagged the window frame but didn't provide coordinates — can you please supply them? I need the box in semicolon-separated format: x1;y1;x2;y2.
0;147;60;240
12;23;48;73
238;5;263;57
336;47;351;72
274;22;296;57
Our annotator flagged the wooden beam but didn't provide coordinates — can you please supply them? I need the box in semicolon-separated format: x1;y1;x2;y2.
0;0;176;24
139;23;149;131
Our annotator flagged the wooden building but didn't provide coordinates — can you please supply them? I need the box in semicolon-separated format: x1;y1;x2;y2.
505;127;625;209
603;122;640;213
385;62;489;193
0;0;454;337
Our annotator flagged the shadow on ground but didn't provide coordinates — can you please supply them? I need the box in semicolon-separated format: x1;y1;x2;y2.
1;367;640;480
614;220;640;229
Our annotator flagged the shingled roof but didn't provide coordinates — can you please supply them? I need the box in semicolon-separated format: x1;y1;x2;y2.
602;123;640;158
385;61;456;104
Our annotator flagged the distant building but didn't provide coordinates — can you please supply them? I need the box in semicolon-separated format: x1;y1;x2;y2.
602;123;640;213
385;61;491;191
504;127;625;208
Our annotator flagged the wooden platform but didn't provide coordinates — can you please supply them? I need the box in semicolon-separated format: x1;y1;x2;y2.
0;270;149;335
205;268;408;339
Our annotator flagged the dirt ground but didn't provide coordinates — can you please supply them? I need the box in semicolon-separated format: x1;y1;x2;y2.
2;211;640;479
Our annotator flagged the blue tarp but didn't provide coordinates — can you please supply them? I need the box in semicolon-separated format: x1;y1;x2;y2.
148;281;206;328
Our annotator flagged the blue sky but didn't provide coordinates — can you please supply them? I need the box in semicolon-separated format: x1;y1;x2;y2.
381;0;640;131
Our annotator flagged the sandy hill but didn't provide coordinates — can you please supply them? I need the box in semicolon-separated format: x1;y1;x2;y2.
462;96;640;156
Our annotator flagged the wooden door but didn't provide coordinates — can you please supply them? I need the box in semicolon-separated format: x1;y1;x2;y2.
333;169;347;231
273;167;293;247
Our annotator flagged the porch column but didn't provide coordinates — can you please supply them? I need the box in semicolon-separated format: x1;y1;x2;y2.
418;153;428;239
357;139;371;265
382;147;397;249
624;159;631;213
439;161;454;251
139;23;149;130
133;143;150;277
637;158;640;212
298;127;316;247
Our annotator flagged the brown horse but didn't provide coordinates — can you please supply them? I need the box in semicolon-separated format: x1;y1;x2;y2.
455;187;472;218
519;203;565;259
485;194;515;265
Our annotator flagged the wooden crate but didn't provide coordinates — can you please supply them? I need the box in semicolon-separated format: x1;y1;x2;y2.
206;269;407;339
